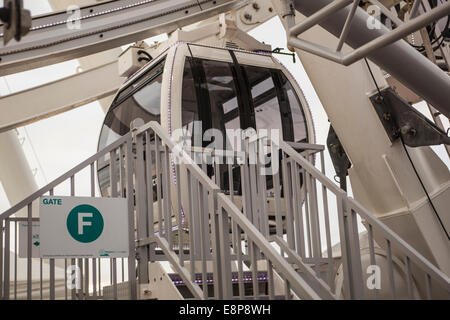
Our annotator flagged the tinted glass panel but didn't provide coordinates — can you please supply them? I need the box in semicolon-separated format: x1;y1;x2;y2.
97;58;165;196
181;57;199;139
114;58;165;104
203;59;241;151
181;57;309;195
182;57;240;152
242;65;308;143
243;66;284;138
283;76;308;143
99;59;165;152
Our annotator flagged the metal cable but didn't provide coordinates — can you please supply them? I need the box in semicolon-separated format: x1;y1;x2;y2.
364;58;450;241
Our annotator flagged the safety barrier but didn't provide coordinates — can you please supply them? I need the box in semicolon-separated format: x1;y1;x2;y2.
0;133;136;300
1;121;449;300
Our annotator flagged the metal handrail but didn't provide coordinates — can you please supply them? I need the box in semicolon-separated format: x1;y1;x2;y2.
279;140;343;194
217;193;327;300
278;138;450;298
2;119;449;300
347;198;450;292
136;121;220;191
0;132;132;220
134;121;220;299
1;131;136;300
137;122;330;300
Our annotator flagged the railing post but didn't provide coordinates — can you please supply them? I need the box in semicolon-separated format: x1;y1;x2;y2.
306;155;322;263
336;191;354;299
126;134;137;300
70;175;76;300
3;219;10;300
240;149;252;223
209;189;223;299
218;198;233;299
336;195;365;299
162;144;173;248
109;149;119;300
256;138;269;238
247;139;260;232
281;154;295;250
291;161;306;258
134;133;149;285
347;208;365;299
198;183;208;299
0;219;3;299
27;203;32;300
144;132;156;262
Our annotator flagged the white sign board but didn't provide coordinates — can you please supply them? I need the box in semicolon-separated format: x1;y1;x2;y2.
19;222;41;258
39;196;129;259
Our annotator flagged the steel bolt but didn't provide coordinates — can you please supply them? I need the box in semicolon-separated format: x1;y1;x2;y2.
375;95;384;103
400;125;417;137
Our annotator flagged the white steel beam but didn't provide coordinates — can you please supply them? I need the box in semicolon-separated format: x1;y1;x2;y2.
0;130;38;216
0;60;122;133
0;0;241;76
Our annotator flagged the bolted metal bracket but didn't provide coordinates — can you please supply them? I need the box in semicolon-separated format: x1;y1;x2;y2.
1;0;31;45
370;87;450;147
327;125;351;191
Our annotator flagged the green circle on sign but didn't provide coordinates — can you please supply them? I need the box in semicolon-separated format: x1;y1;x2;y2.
66;204;104;243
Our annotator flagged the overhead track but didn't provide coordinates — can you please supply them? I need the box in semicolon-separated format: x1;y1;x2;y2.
0;0;241;76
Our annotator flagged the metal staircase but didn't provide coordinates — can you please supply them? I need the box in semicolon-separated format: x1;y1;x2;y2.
1;121;449;300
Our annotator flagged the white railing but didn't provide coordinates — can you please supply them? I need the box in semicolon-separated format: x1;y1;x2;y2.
1;120;449;300
132;121;328;300
0;133;136;300
277;140;450;299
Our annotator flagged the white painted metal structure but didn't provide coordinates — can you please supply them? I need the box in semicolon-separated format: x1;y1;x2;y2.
273;0;450;275
0;0;449;300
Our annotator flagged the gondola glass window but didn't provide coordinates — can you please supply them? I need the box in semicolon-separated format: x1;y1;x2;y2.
243;65;308;143
181;55;309;192
97;58;165;196
182;57;242;151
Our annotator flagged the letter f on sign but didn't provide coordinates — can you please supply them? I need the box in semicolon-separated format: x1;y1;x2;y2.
78;213;93;235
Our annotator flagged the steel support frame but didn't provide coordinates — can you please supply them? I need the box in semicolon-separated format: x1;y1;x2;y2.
0;60;121;133
280;0;450;131
286;0;450;66
0;0;241;76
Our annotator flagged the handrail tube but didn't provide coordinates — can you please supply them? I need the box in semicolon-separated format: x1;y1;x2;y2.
348;198;450;291
0;132;132;220
217;193;323;300
136;121;220;192
280;141;343;194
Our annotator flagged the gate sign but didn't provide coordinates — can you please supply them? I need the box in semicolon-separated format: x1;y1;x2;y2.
39;196;129;259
